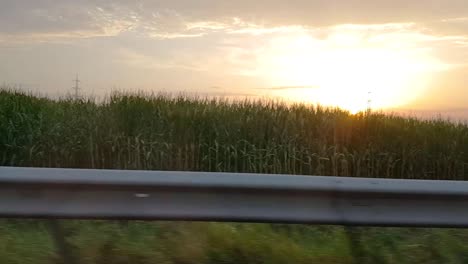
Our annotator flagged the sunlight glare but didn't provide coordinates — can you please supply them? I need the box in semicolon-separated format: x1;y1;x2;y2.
258;31;449;113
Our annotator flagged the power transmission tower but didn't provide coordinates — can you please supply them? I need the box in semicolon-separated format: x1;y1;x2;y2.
72;75;80;99
366;90;372;115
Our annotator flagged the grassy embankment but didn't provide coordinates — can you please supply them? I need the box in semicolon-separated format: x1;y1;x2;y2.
1;89;468;264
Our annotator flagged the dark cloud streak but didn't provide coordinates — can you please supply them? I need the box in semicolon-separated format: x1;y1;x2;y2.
255;85;319;91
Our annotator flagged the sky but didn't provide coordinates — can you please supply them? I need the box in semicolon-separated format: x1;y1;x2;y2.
1;0;468;117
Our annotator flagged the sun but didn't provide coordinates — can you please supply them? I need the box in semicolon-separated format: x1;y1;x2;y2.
256;32;448;113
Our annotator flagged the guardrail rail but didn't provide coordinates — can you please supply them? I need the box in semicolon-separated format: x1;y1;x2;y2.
0;166;467;227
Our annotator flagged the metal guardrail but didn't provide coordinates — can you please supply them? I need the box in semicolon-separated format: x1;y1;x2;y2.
1;166;468;227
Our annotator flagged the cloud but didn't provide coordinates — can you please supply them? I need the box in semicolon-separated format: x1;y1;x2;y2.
115;48;207;71
3;0;468;44
146;32;206;39
0;2;140;43
220;22;455;70
422;17;468;36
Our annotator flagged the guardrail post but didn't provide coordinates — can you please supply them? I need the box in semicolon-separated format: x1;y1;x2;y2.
345;227;366;264
48;220;79;264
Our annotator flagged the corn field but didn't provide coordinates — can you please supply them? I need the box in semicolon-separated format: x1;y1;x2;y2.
1;89;468;264
2;90;468;179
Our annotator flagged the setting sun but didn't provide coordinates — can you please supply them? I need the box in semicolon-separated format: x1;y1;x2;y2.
256;29;449;113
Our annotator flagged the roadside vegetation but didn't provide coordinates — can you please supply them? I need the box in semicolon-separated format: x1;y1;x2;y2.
1;89;468;264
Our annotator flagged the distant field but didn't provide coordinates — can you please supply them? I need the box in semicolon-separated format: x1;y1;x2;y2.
1;89;468;264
